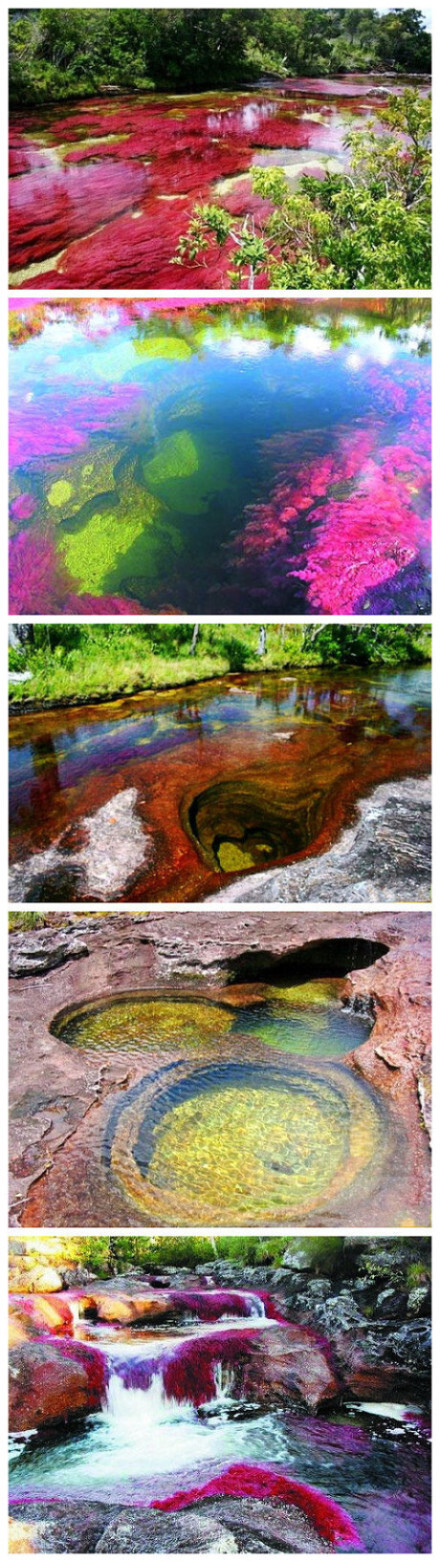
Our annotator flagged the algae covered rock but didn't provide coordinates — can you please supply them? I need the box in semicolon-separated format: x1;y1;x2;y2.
142;429;229;515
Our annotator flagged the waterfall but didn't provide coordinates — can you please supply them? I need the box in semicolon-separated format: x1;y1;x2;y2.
105;1370;196;1426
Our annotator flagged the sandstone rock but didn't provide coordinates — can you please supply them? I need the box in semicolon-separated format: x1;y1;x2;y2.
9;1337;106;1433
9;1294;74;1340
244;1324;340;1410
9;1503;119;1554
10;934;89;978
76;1289;178;1325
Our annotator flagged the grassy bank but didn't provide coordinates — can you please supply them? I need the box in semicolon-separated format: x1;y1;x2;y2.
9;625;431;709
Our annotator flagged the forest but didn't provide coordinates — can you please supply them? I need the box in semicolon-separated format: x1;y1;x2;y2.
9;623;431;706
9;8;431;105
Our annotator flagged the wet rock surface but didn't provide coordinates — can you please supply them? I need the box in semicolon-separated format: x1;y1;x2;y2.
9;1336;106;1433
8;911;431;1227
8;1498;329;1553
8;789;150;902
212;778;431;903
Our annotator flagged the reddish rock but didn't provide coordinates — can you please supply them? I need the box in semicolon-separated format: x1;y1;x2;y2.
9;1337;107;1433
244;1323;340;1409
9;1294;74;1348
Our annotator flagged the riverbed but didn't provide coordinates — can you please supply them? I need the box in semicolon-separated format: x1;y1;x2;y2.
9;298;431;615
9;76;423;288
9;666;431;903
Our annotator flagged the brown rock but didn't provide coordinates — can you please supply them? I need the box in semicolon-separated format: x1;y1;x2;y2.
244;1323;340;1410
9;1337;106;1433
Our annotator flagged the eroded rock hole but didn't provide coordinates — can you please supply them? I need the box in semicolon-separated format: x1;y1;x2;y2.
224;937;390;986
186;778;325;873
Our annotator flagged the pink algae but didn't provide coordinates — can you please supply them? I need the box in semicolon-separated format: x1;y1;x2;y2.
10;493;37;522
152;1462;363;1550
238;379;431;612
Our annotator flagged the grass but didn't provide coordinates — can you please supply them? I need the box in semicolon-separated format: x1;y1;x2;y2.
8;625;431;709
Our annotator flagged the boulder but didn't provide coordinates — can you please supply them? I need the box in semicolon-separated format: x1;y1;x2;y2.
9;1294;74;1342
75;1289;177;1325
244;1324;340;1410
9;1503;119;1554
9;1337;106;1433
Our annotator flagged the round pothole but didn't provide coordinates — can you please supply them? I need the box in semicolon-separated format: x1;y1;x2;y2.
50;983;372;1061
185;777;325;872
104;1058;392;1224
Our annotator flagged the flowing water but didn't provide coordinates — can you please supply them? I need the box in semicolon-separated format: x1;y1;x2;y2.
9;1305;431;1553
9;298;431;614
9;77;426;289
9;666;431;902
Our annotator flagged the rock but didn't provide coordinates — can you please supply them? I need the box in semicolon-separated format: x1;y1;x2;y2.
9;1294;73;1345
9;1337;106;1432
244;1323;340;1410
9;1503;119;1554
8;788;151;902
96;1509;240;1552
375;1287;407;1320
29;1266;63;1293
211;777;431;903
75;1289;179;1326
10;934;89;978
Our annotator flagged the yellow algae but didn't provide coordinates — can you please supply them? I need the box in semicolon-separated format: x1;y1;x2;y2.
47;479;73;508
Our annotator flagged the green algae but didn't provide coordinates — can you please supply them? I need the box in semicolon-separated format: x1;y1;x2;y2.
59;505;147;591
54;996;235;1053
142;430;199;487
47;479;73;508
133;335;193;361
43;443;118;525
142;430;230;516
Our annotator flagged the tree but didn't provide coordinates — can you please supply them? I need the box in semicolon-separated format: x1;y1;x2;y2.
174;90;431;289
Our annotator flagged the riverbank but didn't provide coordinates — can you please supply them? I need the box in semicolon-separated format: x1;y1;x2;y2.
8;625;431;710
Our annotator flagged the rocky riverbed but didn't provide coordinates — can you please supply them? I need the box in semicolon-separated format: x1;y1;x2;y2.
9;911;431;1228
9;1237;431;1553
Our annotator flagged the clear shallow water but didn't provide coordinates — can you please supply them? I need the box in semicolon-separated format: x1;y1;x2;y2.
8;666;431;903
52;982;371;1060
9;299;431;615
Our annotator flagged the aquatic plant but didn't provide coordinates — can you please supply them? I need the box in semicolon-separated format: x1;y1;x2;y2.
9;531;59;614
236;408;431;613
152;1463;363;1550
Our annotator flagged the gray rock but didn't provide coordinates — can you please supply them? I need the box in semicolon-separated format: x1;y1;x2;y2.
96;1509;239;1552
210;777;431;903
9;933;89;978
9;1501;117;1552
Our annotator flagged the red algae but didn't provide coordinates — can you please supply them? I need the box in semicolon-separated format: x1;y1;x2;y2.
152;1462;363;1549
9;82;387;285
238;383;431;613
9;159;151;269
